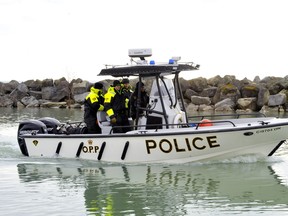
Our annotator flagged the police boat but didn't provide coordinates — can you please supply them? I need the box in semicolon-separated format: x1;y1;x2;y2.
17;49;288;163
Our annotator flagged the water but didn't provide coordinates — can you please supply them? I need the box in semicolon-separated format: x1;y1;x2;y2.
1;108;288;215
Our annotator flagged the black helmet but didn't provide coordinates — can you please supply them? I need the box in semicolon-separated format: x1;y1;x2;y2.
113;80;121;87
136;82;144;88
94;82;103;89
122;78;129;84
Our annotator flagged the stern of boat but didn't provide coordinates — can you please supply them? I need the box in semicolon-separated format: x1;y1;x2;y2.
17;119;48;156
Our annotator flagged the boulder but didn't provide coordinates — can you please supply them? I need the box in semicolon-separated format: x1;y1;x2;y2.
215;98;236;111
241;83;259;98
184;89;198;101
257;86;270;108
72;81;89;95
213;83;241;104
73;92;88;104
24;79;42;91
189;77;208;92
0;95;14;107
200;87;217;98
9;83;29;104
42;86;56;100
21;96;39;107
237;97;257;111
191;96;211;105
268;94;287;106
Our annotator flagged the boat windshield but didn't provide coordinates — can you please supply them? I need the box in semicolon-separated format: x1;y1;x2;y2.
150;78;176;105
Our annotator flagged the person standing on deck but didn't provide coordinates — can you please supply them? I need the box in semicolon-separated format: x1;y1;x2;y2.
104;80;130;133
84;82;104;134
130;82;149;120
121;78;133;99
121;78;133;119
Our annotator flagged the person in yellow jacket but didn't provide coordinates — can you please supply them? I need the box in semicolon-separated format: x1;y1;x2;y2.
104;80;130;133
84;82;104;134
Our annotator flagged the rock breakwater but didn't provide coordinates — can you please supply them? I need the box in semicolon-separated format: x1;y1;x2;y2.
1;75;288;114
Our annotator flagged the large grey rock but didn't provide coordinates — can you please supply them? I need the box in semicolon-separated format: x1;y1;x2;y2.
179;78;191;93
21;96;39;107
73;92;89;104
72;81;89;95
0;81;19;95
200;87;217;98
42;79;54;87
191;96;211;105
268;94;287;106
237;97;257;111
189;77;208;92
213;83;241;104
9;83;29;103
42;86;56;100
0;95;14;107
29;90;42;100
215;98;236;110
241;83;259;98
51;87;70;102
24;79;42;91
257;86;270;107
207;75;223;87
184;89;198;101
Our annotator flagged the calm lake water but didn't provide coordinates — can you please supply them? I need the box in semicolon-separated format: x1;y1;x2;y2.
1;108;288;216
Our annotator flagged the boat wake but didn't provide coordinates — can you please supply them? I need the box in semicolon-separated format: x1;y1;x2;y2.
274;140;288;156
0;125;22;159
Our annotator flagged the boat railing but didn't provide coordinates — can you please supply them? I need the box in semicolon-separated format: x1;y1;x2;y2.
188;112;267;121
107;120;237;134
54;115;244;135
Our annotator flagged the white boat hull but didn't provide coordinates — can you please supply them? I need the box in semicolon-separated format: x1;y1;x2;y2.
20;117;288;163
18;57;288;164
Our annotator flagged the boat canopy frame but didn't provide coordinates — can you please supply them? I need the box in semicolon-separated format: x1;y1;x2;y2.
99;64;197;77
99;62;199;129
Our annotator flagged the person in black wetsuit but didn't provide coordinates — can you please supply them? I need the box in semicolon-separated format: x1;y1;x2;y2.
84;82;104;134
130;82;149;120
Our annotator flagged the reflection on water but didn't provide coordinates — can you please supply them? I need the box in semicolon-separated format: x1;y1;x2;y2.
15;160;288;215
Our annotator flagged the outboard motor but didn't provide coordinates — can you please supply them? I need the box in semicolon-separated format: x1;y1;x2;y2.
17;120;48;156
38;117;62;134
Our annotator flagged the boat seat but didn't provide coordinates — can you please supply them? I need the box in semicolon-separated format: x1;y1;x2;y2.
97;111;110;125
97;111;112;134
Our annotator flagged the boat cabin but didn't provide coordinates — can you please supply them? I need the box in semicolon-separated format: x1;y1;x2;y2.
98;49;199;134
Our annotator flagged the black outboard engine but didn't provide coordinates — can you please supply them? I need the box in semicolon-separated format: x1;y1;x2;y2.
38;117;62;134
17;120;48;156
